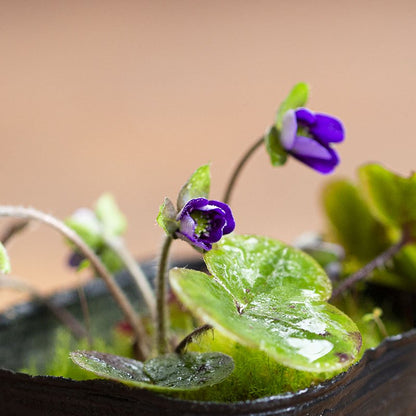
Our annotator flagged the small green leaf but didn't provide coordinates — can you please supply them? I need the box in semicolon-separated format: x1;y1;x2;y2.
322;174;416;291
143;352;234;389
359;164;416;230
322;179;389;261
77;258;91;272
276;83;309;128
264;126;288;167
95;193;127;237
0;242;11;274
386;244;416;290
99;247;124;273
70;351;234;391
170;235;361;372
65;208;103;249
177;165;211;211
157;197;179;235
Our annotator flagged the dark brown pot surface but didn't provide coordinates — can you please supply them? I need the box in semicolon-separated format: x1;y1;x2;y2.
1;260;416;416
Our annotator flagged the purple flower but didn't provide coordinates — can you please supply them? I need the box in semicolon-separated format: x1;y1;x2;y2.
280;108;345;174
176;198;235;250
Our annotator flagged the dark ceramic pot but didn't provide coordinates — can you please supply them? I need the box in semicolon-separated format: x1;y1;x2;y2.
1;260;416;416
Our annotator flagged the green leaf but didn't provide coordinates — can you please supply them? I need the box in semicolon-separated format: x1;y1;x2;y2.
177;165;211;211
276;82;309;129
359;164;416;230
99;247;124;273
157;197;179;235
70;351;234;391
143;352;234;389
0;242;10;274
264;126;288;167
65;208;103;249
170;235;361;372
95;193;127;237
322;179;389;261
77;258;91;272
322;175;416;291
384;244;416;290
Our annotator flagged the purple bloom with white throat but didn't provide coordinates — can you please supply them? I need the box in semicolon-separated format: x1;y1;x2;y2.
280;107;345;174
176;198;235;251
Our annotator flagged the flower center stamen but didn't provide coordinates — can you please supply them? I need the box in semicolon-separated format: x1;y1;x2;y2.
190;211;210;237
297;126;310;137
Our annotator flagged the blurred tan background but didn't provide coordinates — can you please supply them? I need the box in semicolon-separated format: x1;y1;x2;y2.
1;0;416;310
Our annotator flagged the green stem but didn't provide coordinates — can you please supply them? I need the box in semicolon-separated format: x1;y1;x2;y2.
156;235;173;355
374;315;389;339
331;231;411;300
175;324;213;354
105;236;156;320
0;206;149;360
223;136;264;205
76;285;93;346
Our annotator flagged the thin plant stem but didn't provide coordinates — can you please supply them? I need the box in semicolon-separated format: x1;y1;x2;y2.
76;284;93;346
175;324;213;354
374;315;389;339
1;219;90;341
0;206;149;360
0;274;88;340
223;136;264;205
105;236;156;320
331;231;411;300
156;235;173;355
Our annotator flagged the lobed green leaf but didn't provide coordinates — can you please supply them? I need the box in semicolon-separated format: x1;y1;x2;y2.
170;235;361;372
358;164;416;230
322;179;389;261
70;351;234;391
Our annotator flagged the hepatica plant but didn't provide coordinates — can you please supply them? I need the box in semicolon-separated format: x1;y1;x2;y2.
1;83;415;401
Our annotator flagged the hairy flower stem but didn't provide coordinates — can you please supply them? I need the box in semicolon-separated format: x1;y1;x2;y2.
0;206;149;360
223;136;264;205
104;236;156;321
175;324;213;354
156;235;173;355
331;231;411;300
1;220;90;341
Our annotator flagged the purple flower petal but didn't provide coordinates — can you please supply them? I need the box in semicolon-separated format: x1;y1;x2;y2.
209;200;235;234
309;114;344;144
280;110;297;150
290;143;340;174
177;198;210;218
204;221;225;243
175;198;235;251
177;213;197;240
290;136;334;160
295;107;316;126
68;251;85;268
279;106;345;174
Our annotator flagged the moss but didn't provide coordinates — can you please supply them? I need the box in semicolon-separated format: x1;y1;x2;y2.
21;328;132;380
174;330;338;402
20;291;409;403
